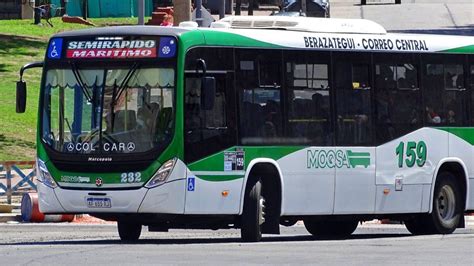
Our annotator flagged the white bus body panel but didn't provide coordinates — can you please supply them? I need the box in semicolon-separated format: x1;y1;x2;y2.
334;147;376;214
447;133;473;210
52;187;148;213
278;148;335;215
138;179;186;213
38;182;67;213
469;179;474;210
184;171;243;215
375;128;448;213
375;184;424;213
138;159;187;214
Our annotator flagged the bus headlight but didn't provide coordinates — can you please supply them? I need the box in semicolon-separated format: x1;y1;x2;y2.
145;158;177;188
36;159;58;189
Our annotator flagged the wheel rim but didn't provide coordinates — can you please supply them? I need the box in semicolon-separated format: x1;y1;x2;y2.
259;196;266;226
436;185;456;224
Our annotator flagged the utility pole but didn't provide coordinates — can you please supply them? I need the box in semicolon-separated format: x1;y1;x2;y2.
219;0;225;19
138;0;145;25
235;0;241;15
195;0;202;26
174;0;192;25
82;0;88;20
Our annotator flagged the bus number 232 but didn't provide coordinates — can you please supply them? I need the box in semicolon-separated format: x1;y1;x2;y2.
120;172;142;183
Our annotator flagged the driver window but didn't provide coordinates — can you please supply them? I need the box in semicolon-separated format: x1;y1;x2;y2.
184;47;236;163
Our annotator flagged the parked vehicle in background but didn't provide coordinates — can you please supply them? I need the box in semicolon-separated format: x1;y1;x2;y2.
282;0;330;17
270;11;306;17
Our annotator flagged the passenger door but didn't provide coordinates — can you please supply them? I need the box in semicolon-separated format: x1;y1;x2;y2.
183;48;239;214
333;53;375;214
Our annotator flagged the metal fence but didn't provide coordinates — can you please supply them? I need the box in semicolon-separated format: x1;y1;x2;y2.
0;161;37;204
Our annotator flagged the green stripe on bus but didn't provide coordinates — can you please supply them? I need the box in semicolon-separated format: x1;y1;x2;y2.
200;31;283;48
436;127;474;145
196;174;244;182
188;146;302;172
442;45;474;54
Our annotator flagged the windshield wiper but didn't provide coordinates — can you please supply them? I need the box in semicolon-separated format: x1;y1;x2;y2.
112;62;140;106
70;62;93;103
110;62;140;131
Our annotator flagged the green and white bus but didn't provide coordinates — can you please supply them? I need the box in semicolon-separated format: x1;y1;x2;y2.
17;16;474;241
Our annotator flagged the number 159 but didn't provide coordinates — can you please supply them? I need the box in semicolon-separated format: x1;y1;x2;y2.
395;141;427;168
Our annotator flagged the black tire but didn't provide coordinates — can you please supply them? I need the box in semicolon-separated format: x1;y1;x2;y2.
241;180;264;242
429;172;462;234
118;221;142;241
304;219;358;238
404;215;433;235
405;172;463;235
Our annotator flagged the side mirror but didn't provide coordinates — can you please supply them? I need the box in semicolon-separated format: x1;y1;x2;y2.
201;77;216;111
16;81;27;113
16;61;44;114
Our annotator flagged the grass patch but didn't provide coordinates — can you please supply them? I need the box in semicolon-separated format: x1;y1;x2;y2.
0;17;144;161
0;17;140;39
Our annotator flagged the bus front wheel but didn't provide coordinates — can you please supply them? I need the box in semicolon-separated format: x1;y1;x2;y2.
304;219;358;237
118;221;142;241
241;179;265;242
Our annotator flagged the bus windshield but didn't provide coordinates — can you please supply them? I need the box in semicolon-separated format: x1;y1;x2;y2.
41;66;175;154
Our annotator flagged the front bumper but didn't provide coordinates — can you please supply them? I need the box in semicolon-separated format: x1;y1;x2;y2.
38;158;189;214
38;178;186;214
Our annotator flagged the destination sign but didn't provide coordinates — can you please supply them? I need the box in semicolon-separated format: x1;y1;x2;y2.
303;36;429;52
66;40;157;59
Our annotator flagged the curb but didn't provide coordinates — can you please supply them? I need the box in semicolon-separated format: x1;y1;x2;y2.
0;203;21;223
0;213;21;223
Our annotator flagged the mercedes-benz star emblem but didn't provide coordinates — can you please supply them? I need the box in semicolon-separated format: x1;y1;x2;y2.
127;142;135;152
67;143;74;152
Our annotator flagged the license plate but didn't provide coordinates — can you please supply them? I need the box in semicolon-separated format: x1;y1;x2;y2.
86;197;112;208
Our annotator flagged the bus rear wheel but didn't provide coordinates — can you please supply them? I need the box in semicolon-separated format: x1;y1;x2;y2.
405;172;462;235
404;215;432;235
304;219;358;238
241;179;265;242
430;172;462;234
118;221;142;241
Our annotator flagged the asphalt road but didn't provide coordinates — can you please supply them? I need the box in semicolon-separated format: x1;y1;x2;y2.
332;0;474;35
253;0;474;35
0;223;473;265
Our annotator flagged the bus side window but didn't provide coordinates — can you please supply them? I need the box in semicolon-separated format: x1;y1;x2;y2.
284;50;331;146
471;63;474;125
184;47;236;163
236;49;283;145
334;53;372;146
423;54;467;127
374;54;421;145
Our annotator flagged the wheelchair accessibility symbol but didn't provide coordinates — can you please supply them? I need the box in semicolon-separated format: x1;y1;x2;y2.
48;38;62;59
187;177;195;192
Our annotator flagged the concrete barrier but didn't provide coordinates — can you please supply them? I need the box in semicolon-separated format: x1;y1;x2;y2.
21;193;74;223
